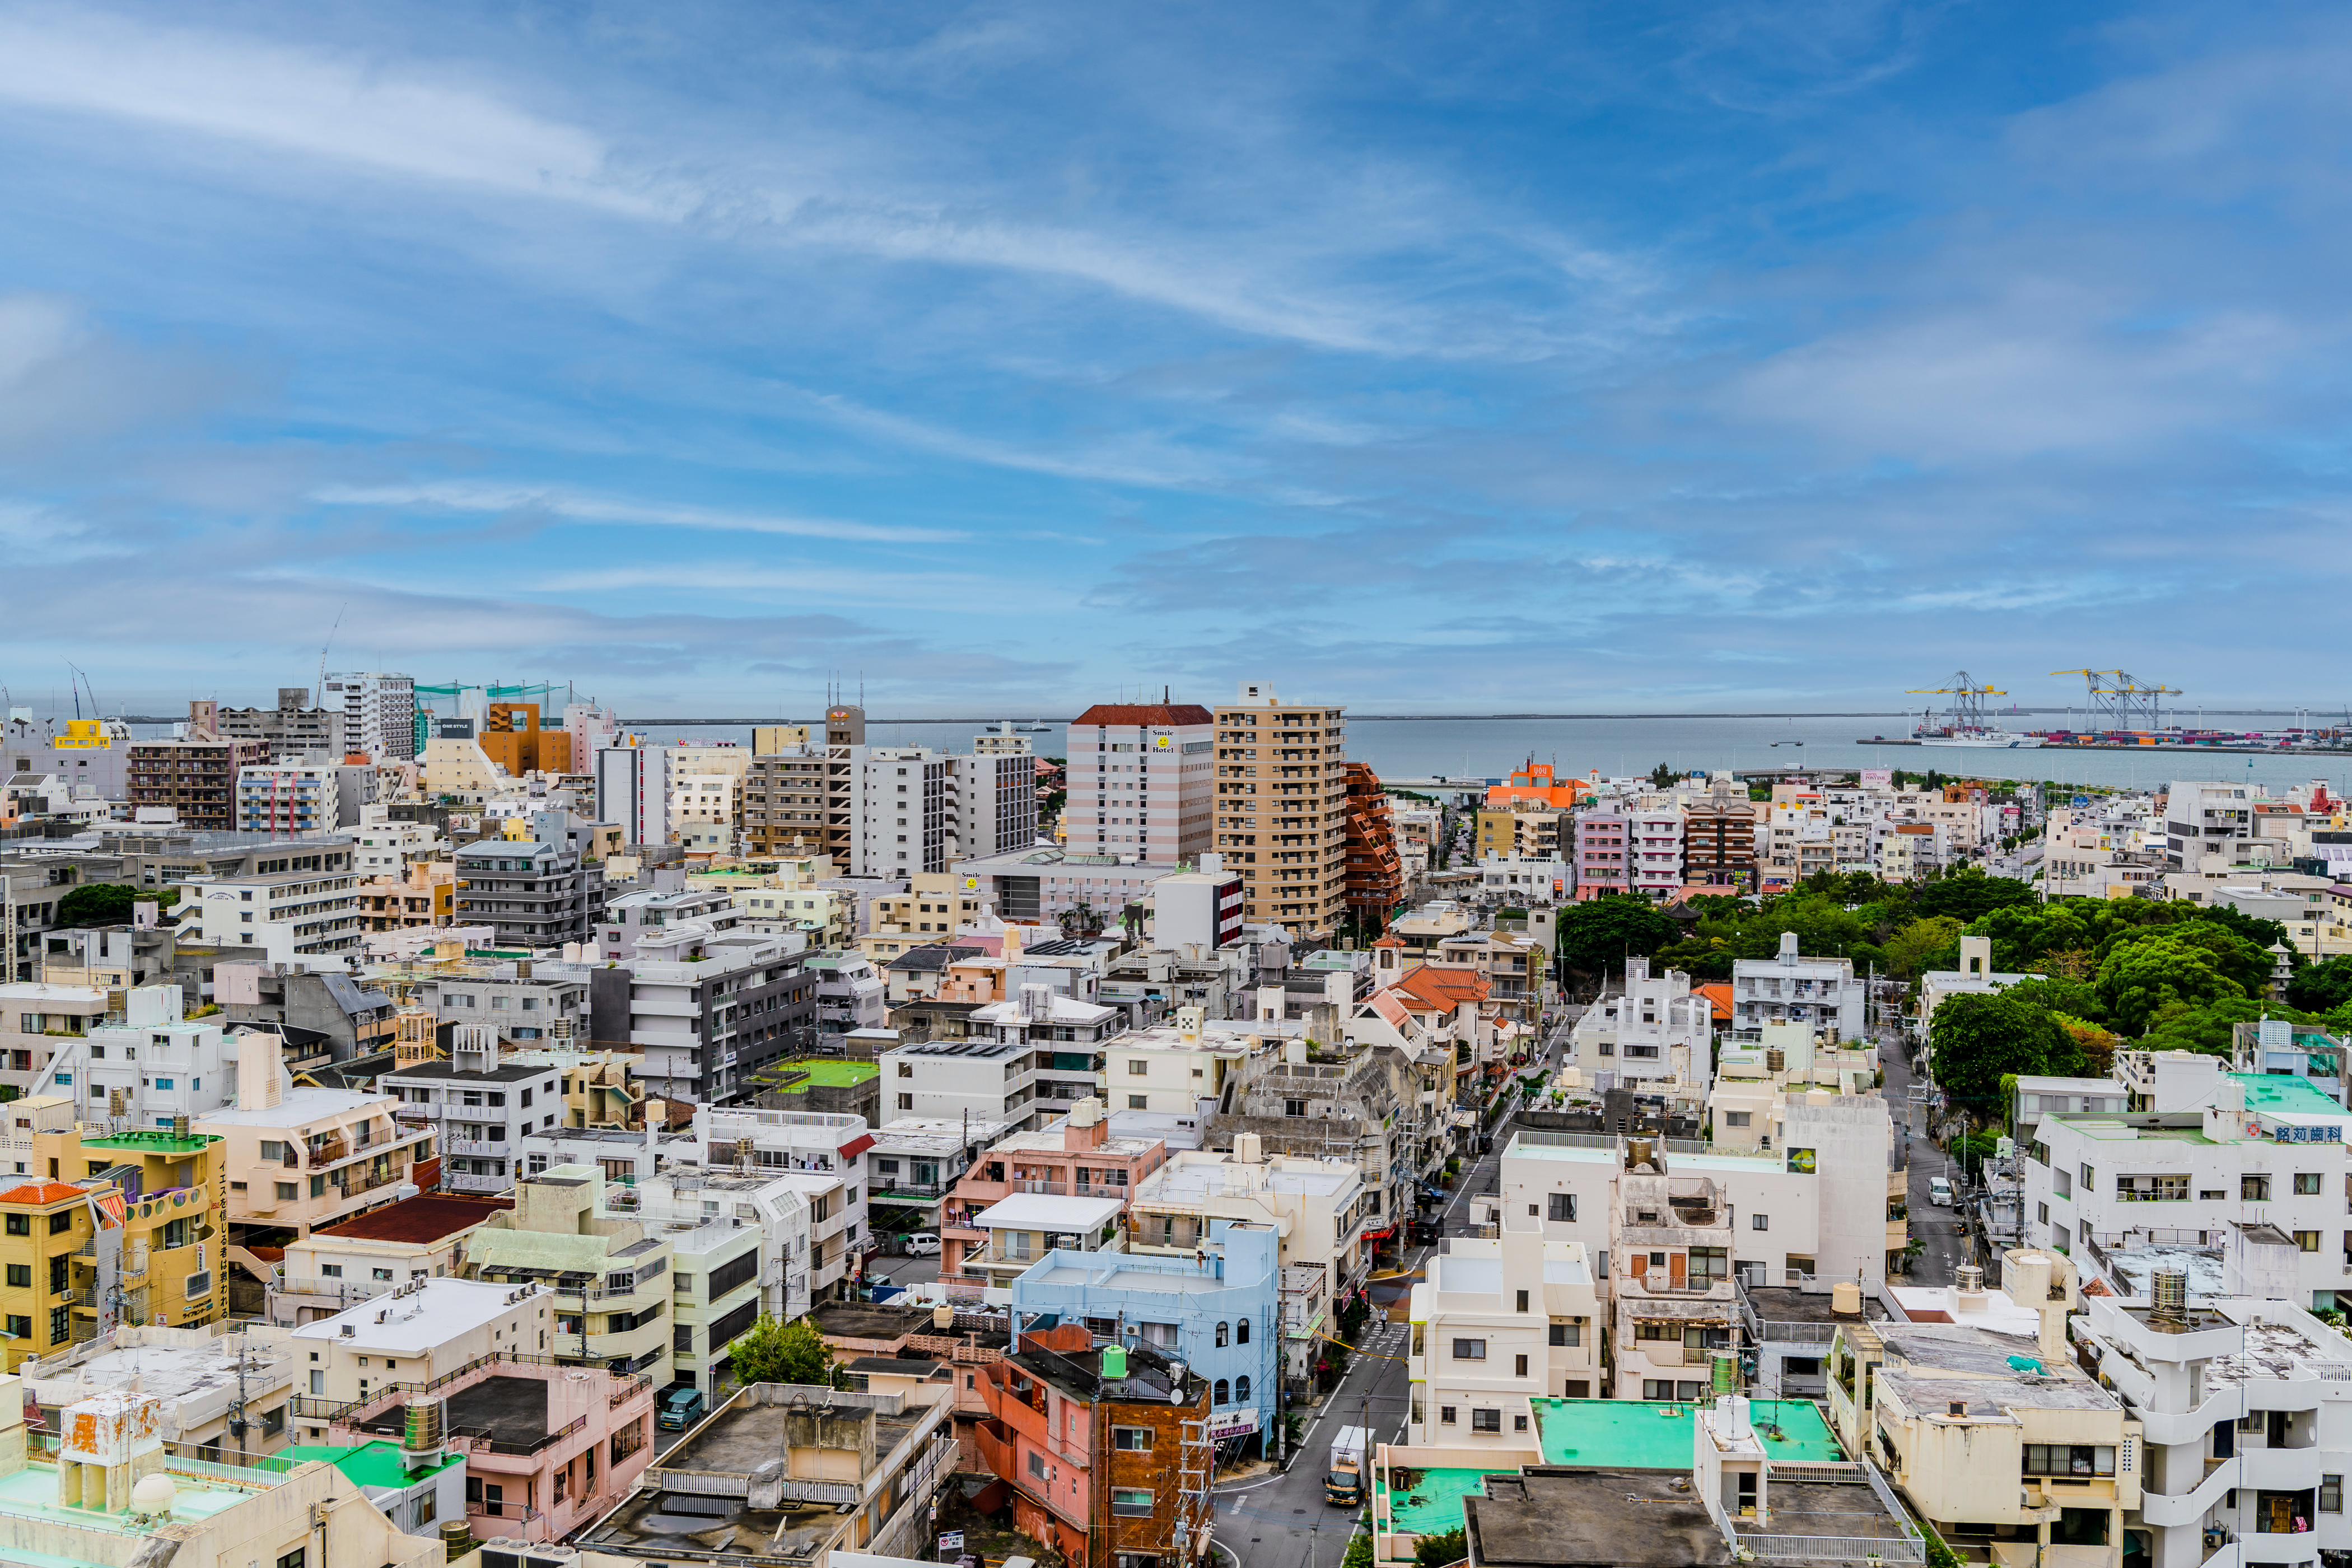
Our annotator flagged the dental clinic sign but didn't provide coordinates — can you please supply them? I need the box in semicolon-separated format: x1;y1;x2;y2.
2255;1113;2344;1145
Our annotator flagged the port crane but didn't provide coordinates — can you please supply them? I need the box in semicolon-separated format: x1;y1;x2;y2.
1907;673;2007;732
2050;670;2180;731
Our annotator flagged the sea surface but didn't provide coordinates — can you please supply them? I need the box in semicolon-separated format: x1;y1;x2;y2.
620;713;2352;795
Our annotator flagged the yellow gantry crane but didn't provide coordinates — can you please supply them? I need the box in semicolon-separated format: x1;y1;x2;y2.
1908;671;2006;731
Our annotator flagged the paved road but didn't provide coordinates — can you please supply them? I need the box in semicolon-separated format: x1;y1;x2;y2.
1215;1016;1572;1568
1878;1023;1962;1287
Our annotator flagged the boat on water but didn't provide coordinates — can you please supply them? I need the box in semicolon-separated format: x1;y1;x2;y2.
1916;729;2044;749
1014;720;1055;732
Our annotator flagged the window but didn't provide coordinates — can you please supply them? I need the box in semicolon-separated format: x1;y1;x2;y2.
1128;1060;1149;1076
2;1266;24;1289
2297;1173;2323;1196
278;1550;306;1568
1565;1379;1591;1398
2324;1474;2342;1514
1129;1095;1148;1110
372;1267;394;1281
1028;1451;1047;1480
1452;1339;1486;1360
1724;1112;1751;1127
1514;1355;1528;1376
1236;1375;1250;1402
1548;1322;1580;1347
1285;1099;1306;1118
1515;1290;1529;1313
1753;1215;1770;1231
2022;1444;2116;1477
319;1264;342;1278
1471;1409;1501;1432
2;1316;24;1340
1439;1406;1457;1425
2244;1175;2271;1201
1236;1318;1249;1344
1547;1193;1575;1222
1113;1427;1152;1452
1216;1321;1229;1347
1110;1490;1154;1518
45;1214;68;1235
2080;1164;2096;1190
1;1217;22;1236
2297;1231;2321;1253
1642;1380;1674;1401
48;1306;66;1342
276;1182;297;1201
47;1257;64;1294
1214;1379;1230;1404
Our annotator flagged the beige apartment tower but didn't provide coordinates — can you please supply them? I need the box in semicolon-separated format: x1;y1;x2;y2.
1213;681;1348;936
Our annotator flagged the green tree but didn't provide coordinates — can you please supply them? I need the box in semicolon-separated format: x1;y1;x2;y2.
2286;955;2352;1014
2001;976;2105;1028
1414;1528;1467;1568
2095;925;2266;1035
726;1314;842;1388
54;884;156;928
1930;992;2074;1121
1882;917;1963;981
1556;895;1677;981
1343;1533;1374;1568
1649;762;1679;790
1910;867;2039;923
2136;998;2322;1057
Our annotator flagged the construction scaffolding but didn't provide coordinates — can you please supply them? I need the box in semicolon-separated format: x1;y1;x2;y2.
1174;1413;1214;1566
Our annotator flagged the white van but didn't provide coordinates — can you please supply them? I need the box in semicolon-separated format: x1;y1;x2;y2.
1928;1177;1953;1208
904;1233;942;1257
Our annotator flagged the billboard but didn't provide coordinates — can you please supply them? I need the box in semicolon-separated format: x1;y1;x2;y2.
1785;1147;1817;1174
1859;769;1893;790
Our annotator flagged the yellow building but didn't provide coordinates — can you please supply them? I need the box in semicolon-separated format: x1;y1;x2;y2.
1213;681;1350;936
0;1103;229;1370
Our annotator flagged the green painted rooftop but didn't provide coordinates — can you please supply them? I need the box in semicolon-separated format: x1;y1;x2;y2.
771;1060;877;1087
281;1441;464;1489
1530;1398;1845;1468
1378;1466;1508;1539
83;1130;220;1154
2232;1073;2344;1116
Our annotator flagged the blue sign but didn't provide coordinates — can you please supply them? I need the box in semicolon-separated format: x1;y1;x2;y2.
2071;795;2090;808
2269;1123;2342;1144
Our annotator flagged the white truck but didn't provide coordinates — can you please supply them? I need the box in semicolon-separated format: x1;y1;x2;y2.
1326;1425;1370;1508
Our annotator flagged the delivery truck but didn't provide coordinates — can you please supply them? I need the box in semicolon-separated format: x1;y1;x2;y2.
1325;1425;1370;1507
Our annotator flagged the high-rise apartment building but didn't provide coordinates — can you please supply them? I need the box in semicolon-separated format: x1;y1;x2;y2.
324;673;417;760
1211;682;1348;935
128;733;272;829
1065;701;1216;862
834;747;953;876
593;740;673;847
214;688;345;763
744;745;830;856
954;732;1040;859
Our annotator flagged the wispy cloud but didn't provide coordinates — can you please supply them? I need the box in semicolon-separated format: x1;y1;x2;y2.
311;480;964;545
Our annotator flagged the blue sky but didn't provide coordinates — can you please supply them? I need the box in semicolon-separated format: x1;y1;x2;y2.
0;1;2341;717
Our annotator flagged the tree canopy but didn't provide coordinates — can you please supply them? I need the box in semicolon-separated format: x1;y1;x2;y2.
54;884;170;928
1930;992;2080;1116
1908;867;2040;924
2094;924;2268;1035
2286;955;2352;1014
725;1314;841;1388
1555;895;1678;978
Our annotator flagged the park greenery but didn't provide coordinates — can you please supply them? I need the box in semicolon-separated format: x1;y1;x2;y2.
1555;865;2328;1129
54;883;176;927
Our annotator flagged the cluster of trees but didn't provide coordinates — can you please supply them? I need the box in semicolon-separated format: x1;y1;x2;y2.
1555;867;2325;1130
53;884;176;927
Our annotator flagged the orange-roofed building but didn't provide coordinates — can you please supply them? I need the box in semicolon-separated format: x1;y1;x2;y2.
1695;983;1735;1026
1486;759;1581;810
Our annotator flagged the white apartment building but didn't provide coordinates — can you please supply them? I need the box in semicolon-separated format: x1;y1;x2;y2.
236;759;376;835
1627;806;1684;898
592;741;673;847
596;878;744;963
2080;1276;2352;1568
2028;1050;2352;1311
1730;931;1866;1039
324;673;417;760
1063;701;1217;864
382;1028;564;1194
1917;934;2043;1033
1128;1135;1371;1305
967;983;1124;1113
32;984;248;1127
1476;855;1572;905
834;746;955;876
606;929;808;1104
379;955;591;1044
631;1168;815;1322
1407;1230;1603;1440
953;740;1040;859
176;865;363;969
692;1104;871;1285
955;846;1180;929
1101;1011;1265;1116
881;1036;1040;1130
669;771;742;832
351;816;443;879
1564;956;1710;1084
0;981;110;1099
2167;780;2260;872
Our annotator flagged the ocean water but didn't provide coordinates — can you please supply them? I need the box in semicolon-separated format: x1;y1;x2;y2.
627;713;2352;796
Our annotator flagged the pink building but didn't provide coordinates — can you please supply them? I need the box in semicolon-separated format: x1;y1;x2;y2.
326;1355;656;1542
940;1099;1166;1286
1574;807;1629;899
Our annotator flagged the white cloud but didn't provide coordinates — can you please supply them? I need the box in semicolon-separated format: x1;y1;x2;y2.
311;479;964;545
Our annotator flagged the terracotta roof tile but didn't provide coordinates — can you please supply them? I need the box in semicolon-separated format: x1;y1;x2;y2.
1068;704;1216;727
0;1182;83;1206
1388;964;1491;1010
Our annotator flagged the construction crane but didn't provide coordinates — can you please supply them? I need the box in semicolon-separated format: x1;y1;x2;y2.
2050;669;2181;731
1908;671;2006;731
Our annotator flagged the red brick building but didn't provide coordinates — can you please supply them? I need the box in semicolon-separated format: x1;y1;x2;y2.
1342;762;1403;934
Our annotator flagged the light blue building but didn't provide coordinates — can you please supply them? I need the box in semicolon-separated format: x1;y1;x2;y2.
1011;1219;1282;1458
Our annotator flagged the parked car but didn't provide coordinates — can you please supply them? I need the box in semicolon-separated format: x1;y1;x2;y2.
659;1386;707;1432
1928;1177;1953;1208
904;1233;942;1257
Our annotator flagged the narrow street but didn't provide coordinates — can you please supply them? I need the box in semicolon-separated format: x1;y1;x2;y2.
1877;1019;1961;1287
1214;1013;1572;1568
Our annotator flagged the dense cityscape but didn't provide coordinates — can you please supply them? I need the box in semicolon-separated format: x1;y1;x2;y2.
0;678;2345;1568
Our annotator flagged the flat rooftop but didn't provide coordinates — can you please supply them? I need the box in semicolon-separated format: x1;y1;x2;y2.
2233;1072;2344;1116
1876;1325;2121;1413
311;1192;513;1244
1741;1286;1888;1326
1430;1254;1589;1294
28;1336;288;1408
0;1456;271;1535
195;1086;389;1126
1380;1464;1514;1537
970;1192;1126;1230
293;1278;544;1353
1138;1158;1357;1203
766;1060;878;1088
1530;1398;1845;1468
2101;1245;2226;1298
357;1373;547;1446
1463;1469;1733;1567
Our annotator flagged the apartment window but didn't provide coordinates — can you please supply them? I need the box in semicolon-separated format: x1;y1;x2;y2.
2;1267;23;1289
1724;1112;1751;1127
1;1316;24;1341
1564;1379;1590;1398
2323;1475;2343;1513
2296;1173;2323;1196
48;1307;66;1342
1547;1193;1575;1222
1753;1214;1770;1231
276;1182;297;1201
1113;1427;1152;1452
2297;1231;2321;1253
2080;1164;2095;1190
1110;1490;1154;1518
45;1214;67;1235
2;1217;22;1236
1130;1095;1148;1109
2021;1444;2115;1477
1285;1099;1306;1118
2244;1175;2272;1201
2037;1203;2049;1224
898;1094;914;1110
1471;1409;1501;1432
1128;1060;1149;1076
1514;1354;1528;1376
1452;1338;1486;1360
1439;1406;1457;1425
277;1550;305;1568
